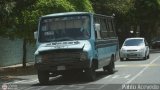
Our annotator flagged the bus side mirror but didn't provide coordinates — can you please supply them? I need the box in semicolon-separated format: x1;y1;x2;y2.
34;31;38;39
95;23;100;31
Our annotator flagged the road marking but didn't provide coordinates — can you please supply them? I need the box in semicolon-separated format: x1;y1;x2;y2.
20;79;38;84
24;87;38;90
11;79;38;84
126;55;160;84
86;84;106;90
116;64;160;67
54;85;65;90
37;86;48;90
124;74;130;79
24;86;48;90
104;75;111;79
112;75;119;79
13;80;27;84
26;79;38;83
111;74;131;79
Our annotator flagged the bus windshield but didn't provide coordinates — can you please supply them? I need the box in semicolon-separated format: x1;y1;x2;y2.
39;15;90;42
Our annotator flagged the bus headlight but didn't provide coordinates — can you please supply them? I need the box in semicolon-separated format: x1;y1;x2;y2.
35;55;42;63
80;52;88;61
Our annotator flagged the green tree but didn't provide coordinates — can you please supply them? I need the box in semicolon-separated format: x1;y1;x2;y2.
69;0;93;12
0;0;16;37
90;0;160;44
90;0;135;44
10;0;37;67
0;0;93;67
18;0;91;67
134;0;160;42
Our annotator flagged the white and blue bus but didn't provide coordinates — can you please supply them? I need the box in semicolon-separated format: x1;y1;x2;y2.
34;12;119;84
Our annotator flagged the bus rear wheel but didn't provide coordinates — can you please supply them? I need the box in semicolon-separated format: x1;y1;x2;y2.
103;56;115;74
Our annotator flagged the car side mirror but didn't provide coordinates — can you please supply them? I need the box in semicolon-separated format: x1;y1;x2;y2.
34;31;38;39
95;23;100;31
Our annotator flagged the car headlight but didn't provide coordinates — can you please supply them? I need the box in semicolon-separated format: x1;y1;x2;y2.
121;48;126;52
139;48;145;52
80;52;88;61
35;55;42;63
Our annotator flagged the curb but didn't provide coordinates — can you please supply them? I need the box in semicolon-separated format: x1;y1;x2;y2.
0;62;35;75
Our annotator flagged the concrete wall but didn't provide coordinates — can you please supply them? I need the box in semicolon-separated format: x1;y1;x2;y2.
0;37;36;67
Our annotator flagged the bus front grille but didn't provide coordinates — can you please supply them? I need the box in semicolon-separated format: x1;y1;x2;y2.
40;50;82;63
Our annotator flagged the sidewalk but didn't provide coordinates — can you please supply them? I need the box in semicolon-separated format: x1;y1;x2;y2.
0;62;36;76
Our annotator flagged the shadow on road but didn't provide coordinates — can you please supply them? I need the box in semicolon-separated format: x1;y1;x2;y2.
32;70;116;86
0;65;37;84
150;49;160;53
0;76;27;83
0;65;36;76
121;59;147;62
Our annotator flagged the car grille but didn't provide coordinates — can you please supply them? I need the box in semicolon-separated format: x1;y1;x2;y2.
127;54;137;57
127;50;137;52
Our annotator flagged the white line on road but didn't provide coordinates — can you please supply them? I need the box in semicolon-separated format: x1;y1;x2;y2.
37;86;48;90
53;85;65;90
20;79;38;84
126;55;160;84
24;86;48;90
12;80;27;84
112;75;119;79
104;75;111;79
124;74;130;79
12;79;38;84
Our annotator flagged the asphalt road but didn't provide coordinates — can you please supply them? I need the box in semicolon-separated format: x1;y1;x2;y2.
1;50;160;90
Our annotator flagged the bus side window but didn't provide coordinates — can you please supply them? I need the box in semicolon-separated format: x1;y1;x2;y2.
96;30;101;39
94;17;101;40
100;18;108;39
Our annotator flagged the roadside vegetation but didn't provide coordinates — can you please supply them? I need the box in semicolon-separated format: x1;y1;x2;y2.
1;0;160;67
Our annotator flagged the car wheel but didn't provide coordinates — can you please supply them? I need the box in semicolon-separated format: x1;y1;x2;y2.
120;58;124;61
147;54;150;59
126;58;129;60
38;70;49;85
143;54;147;60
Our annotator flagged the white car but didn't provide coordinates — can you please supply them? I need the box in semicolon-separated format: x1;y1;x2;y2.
120;38;150;61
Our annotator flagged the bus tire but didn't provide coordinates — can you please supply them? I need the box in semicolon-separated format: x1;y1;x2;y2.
38;70;49;85
85;62;96;81
106;56;115;74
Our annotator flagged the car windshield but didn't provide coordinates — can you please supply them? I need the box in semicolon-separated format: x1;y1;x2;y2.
124;39;144;46
38;15;90;42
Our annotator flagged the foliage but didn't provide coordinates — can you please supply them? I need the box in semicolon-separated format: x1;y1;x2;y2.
0;0;93;41
36;0;75;15
90;0;135;44
0;0;16;37
90;0;160;43
0;0;93;67
69;0;93;12
134;0;160;41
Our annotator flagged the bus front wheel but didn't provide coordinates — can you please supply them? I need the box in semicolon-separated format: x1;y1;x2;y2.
85;62;96;81
38;70;49;85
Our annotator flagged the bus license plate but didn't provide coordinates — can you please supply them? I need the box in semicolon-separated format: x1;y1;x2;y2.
57;66;65;70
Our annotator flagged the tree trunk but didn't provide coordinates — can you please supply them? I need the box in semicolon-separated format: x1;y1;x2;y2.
22;38;27;68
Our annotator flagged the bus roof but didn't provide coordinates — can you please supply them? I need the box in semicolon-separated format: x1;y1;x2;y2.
42;12;92;18
41;12;114;18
